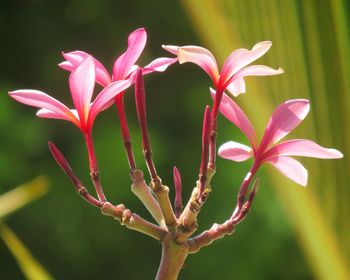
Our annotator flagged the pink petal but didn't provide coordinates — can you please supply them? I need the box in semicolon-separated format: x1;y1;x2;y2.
264;139;343;160
226;77;246;97
9;90;76;122
142;57;178;75
218;141;253;162
112;28;147;80
60;51;112;87
58;61;75;72
35;109;80;129
36;108;72;121
167;45;219;83
211;89;257;148
162;45;178;55
235;65;284;79
219;41;272;88
267;156;308;186
89;78;134;124
260;99;310;151
69;56;96;129
225;65;283;97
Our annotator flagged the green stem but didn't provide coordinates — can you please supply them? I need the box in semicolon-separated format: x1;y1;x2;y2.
131;170;165;227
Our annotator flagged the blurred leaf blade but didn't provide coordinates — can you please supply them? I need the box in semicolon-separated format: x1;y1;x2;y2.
181;0;350;279
0;224;54;280
0;176;50;219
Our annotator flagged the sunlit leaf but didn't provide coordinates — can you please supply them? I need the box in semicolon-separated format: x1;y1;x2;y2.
0;224;54;280
181;0;350;279
0;176;50;219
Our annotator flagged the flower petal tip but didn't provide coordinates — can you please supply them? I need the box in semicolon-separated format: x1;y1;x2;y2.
58;61;70;68
136;27;146;32
255;41;272;50
162;45;178;55
8;90;26;99
333;150;344;158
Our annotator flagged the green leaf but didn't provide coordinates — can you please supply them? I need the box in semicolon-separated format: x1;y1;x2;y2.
181;0;350;279
0;176;50;219
0;224;54;280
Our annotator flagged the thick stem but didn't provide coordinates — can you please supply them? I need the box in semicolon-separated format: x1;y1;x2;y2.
151;178;177;229
188;220;235;254
176;185;201;243
156;236;189;280
131;170;165;227
101;202;167;240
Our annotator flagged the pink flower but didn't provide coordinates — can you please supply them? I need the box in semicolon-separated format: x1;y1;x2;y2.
216;91;343;186
162;41;283;97
9;56;134;133
59;28;177;86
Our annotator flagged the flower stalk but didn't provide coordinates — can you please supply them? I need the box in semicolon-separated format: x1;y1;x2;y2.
84;131;106;202
134;68;176;229
198;106;211;198
115;94;137;174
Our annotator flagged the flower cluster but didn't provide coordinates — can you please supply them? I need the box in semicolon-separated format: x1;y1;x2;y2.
8;27;343;280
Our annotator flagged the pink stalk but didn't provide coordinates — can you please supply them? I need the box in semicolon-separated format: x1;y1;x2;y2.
115;94;137;174
84;130;106;202
208;88;224;169
173;166;183;218
232;178;259;223
48;141;101;207
134;68;158;180
199;106;212;197
231;161;259;219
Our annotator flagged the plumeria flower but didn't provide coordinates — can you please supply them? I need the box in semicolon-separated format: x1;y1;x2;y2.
9;56;134;134
59;28;177;87
162;41;283;97
216;91;343;186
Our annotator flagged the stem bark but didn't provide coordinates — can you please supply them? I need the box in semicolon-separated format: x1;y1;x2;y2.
156;236;189;280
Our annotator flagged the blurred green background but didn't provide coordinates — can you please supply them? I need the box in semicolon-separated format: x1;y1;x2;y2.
0;0;349;279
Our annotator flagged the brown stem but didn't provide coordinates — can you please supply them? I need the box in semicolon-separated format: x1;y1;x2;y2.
156;236;189;280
